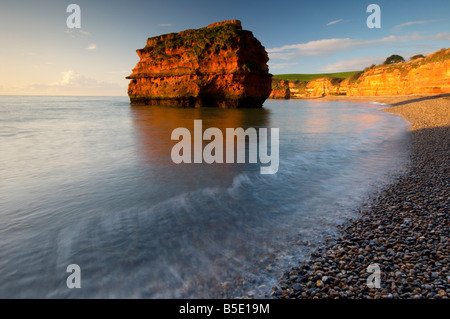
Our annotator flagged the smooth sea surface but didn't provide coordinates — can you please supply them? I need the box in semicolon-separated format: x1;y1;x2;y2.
0;96;410;298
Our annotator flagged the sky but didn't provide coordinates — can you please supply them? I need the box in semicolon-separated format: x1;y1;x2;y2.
0;0;449;96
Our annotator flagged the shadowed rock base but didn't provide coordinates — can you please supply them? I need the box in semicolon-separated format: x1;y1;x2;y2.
129;96;269;108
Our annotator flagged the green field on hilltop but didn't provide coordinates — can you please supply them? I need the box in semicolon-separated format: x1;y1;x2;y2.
274;71;361;82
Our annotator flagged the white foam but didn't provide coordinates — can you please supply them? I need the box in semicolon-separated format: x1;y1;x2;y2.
370;101;388;106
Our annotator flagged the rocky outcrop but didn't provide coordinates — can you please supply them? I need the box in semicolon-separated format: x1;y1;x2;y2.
288;81;308;98
305;77;346;96
270;79;309;98
127;20;272;107
270;79;290;99
271;48;450;98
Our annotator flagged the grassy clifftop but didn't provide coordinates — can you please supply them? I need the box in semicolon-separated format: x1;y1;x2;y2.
270;48;450;98
273;71;360;82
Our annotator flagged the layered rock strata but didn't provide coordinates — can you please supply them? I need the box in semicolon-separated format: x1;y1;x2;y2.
127;20;272;107
271;48;450;98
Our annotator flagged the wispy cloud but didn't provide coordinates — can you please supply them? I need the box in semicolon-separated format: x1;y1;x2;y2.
1;71;125;96
267;34;429;60
79;30;90;36
269;62;298;70
65;29;91;38
321;56;385;72
86;44;97;50
394;19;445;31
434;32;450;41
267;38;358;59
326;19;343;26
34;70;123;95
55;70;79;85
50;70;116;88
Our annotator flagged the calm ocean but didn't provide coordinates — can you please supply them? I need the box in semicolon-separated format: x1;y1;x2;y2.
0;96;409;298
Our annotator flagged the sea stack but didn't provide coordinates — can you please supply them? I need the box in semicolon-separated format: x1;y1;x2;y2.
126;20;272;107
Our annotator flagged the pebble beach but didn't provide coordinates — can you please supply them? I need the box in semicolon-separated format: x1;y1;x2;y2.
271;94;450;299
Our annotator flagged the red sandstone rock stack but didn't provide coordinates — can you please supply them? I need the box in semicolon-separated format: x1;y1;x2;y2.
127;20;272;107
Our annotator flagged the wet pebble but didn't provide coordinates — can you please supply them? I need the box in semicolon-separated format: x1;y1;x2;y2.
271;119;450;299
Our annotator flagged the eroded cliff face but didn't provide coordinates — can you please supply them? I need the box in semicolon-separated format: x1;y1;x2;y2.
271;48;450;98
343;51;450;96
270;79;290;99
305;78;346;97
127;20;272;107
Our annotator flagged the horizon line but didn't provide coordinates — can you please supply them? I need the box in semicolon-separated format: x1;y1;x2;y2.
0;94;128;97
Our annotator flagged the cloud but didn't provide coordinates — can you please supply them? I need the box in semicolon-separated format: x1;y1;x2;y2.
269;62;298;70
326;19;343;26
433;32;450;41
267;38;359;60
50;70;115;87
56;70;80;85
11;70;126;96
267;34;428;60
79;30;90;36
86;44;97;50
65;29;91;38
321;57;385;72
394;19;444;31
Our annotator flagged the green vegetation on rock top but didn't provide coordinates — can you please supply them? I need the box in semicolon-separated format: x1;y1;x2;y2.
138;23;268;74
273;71;360;82
142;24;242;57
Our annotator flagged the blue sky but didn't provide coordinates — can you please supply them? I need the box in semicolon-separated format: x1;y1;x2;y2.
0;0;449;95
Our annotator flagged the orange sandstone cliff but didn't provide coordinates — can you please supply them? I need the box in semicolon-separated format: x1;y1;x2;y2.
271;48;450;98
127;20;272;107
270;79;290;99
343;49;450;96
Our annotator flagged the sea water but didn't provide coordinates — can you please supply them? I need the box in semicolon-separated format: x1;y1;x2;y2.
0;96;409;298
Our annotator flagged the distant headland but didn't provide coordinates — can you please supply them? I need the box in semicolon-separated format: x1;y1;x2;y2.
270;48;450;99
